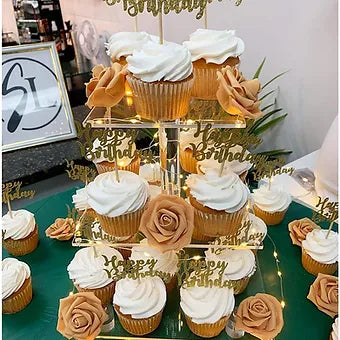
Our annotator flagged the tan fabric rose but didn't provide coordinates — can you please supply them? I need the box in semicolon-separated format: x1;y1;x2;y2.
45;218;75;241
216;66;263;119
85;63;127;108
57;292;107;340
139;194;194;253
235;293;284;340
307;273;338;318
288;217;321;247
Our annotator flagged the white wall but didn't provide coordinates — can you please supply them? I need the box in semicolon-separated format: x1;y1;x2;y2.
60;0;338;161
2;0;19;42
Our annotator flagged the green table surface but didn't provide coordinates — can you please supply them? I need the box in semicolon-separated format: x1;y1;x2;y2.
2;187;338;340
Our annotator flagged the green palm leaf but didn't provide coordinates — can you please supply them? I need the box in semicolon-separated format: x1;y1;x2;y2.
259;90;275;101
253;57;266;79
253;114;288;135
262;71;288;89
248;108;283;134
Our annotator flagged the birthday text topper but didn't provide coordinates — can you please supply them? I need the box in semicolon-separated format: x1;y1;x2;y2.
2;181;35;203
190;122;294;180
65;160;97;183
76;121;155;163
312;196;338;224
104;0;242;19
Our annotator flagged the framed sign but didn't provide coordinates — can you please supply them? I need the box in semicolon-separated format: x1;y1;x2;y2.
2;42;76;152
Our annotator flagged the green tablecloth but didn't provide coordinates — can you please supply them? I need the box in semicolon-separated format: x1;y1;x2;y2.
2;187;337;340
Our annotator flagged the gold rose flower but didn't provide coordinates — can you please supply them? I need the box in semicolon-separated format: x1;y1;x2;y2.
235;293;284;340
288;217;321;247
139;194;194;253
45;218;75;241
216;66;263;119
85;63;127;108
307;273;338;318
57;292;107;340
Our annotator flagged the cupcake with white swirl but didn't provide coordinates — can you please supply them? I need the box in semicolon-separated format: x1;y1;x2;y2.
127;41;194;121
301;229;338;276
90;136;140;175
180;277;235;337
2;209;39;256
72;187;96;218
67;246;123;305
130;239;178;292
87;171;149;236
113;276;166;335
106;31;153;65
186;169;249;237
2;258;32;314
179;128;203;174
197;145;252;182
183;29;244;100
205;248;256;294
251;184;292;225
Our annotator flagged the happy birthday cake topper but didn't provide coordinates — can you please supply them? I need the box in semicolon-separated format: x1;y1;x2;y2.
2;181;35;203
65;160;97;183
104;0;242;19
312;196;338;224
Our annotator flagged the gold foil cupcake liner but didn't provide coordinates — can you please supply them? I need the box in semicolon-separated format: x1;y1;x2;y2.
180;149;198;174
127;75;194;121
3;225;39;256
193;205;247;237
75;281;116;306
191;67;221;100
301;249;337;276
192;225;215;242
97;206;146;237
165;275;177;294
2;277;33;314
95;156;140;175
253;205;288;226
184;314;229;338
114;305;163;335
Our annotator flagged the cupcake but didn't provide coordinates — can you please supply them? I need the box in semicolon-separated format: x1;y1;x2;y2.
130;239;178;292
113;277;166;335
179;128;203;173
2;258;32;314
331;318;338;340
205;248;256;294
180;277;235;338
67;246;123;305
251;184;292;225
186;169;249;237
91;137;140;175
72;187;96;218
87;171;149;237
139;162;161;185
301;229;338;275
105;31;152;65
126;41;194;121
183;29;244;100
2;210;39;256
197;145;252;182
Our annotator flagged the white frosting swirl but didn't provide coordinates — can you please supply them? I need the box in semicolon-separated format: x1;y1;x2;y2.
139;163;161;183
130;239;178;276
87;171;149;217
90;137;136;165
2;209;35;240
67;246;123;289
127;41;193;82
205;248;256;280
180;128;203;151
332;318;338;340
302;229;338;264
183;29;245;64
251;184;292;212
197;146;252;175
113;277;166;319
186;169;249;213
105;31;152;60
2;258;30;300
180;282;234;324
72;187;90;211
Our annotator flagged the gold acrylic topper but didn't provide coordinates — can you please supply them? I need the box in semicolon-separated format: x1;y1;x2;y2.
2;181;35;203
312;196;338;224
104;0;242;19
65;160;97;183
190;122;294;180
